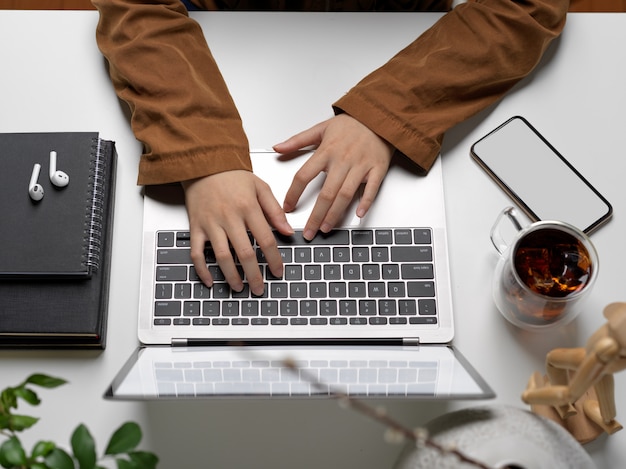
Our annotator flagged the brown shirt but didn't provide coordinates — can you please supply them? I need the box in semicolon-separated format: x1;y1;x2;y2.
93;0;568;185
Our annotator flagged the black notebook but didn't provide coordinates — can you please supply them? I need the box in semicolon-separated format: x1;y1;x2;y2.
0;132;116;348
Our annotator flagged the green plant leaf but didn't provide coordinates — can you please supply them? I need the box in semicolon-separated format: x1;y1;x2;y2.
0;388;18;411
128;451;158;469
0;436;27;467
114;459;136;469
25;374;67;389
9;413;40;431
44;448;75;469
30;463;51;469
0;414;11;430
32;440;56;458
71;424;96;469
14;386;41;406
105;423;141;455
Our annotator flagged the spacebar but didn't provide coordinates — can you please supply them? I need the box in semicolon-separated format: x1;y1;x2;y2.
274;230;350;245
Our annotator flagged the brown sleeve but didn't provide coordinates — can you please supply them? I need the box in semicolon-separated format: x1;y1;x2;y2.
333;0;569;173
92;0;252;185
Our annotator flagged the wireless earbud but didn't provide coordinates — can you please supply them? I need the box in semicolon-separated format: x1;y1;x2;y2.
49;151;69;187
29;163;44;202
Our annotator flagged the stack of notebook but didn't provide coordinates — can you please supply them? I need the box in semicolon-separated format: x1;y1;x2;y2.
0;132;116;348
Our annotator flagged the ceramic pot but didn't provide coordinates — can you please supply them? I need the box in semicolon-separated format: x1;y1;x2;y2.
393;405;594;469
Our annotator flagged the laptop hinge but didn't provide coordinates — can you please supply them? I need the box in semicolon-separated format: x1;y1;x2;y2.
402;338;420;346
171;338;188;347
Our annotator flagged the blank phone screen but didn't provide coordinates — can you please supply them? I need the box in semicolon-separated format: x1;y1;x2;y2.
471;116;612;234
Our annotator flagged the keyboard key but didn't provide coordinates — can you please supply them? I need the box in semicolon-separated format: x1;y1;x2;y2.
418;299;437;315
375;229;393;244
242;301;259;316
398;300;417;315
391;246;432;262
394;229;413;244
343;265;360;280
310;282;327;298
352;247;369;262
222;301;239;316
379;300;397;316
304;265;322;280
157;248;191;264
193;318;211;325
155;283;172;299
280;300;298;316
314;247;331;263
324;264;341;280
156;266;187;282
261;300;278;316
362;264;380;280
270;283;288;298
339;300;357;316
300;300;317;316
285;265;302;280
174;283;192;299
183;301;200;316
155;301;181;316
401;264;434;279
371;247;389;262
410;317;437;325
408;282;435;297
352;229;373;245
157;232;175;247
320;300;338;316
176;231;191;247
202;301;220;316
333;247;351;263
387;282;405;297
359;300;376;316
413;229;432;244
294;247;312;263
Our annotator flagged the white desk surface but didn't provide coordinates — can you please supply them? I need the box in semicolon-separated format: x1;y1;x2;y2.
1;10;625;468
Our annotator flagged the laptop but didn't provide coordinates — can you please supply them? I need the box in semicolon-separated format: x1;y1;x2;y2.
106;151;494;400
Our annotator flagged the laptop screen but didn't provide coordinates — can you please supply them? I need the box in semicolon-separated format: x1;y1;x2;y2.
105;344;494;400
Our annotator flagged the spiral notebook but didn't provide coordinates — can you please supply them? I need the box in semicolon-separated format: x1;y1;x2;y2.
0;132;116;348
0;132;112;278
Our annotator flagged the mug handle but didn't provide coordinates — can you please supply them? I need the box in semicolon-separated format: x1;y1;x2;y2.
490;206;524;255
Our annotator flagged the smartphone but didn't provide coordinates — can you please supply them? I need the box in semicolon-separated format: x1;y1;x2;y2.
470;116;612;234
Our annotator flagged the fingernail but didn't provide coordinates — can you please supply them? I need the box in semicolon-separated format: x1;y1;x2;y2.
304;229;315;240
320;223;331;233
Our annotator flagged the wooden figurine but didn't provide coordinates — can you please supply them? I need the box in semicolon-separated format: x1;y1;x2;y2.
522;302;626;443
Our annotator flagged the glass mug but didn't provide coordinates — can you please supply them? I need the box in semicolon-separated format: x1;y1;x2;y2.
491;207;598;330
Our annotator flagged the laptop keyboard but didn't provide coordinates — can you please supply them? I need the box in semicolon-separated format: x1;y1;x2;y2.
152;228;438;328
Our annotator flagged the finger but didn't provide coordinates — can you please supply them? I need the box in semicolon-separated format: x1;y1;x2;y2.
229;230;265;297
302;163;351;240
253;179;292;280
189;230;213;288
283;152;328;213
273;122;324;154
318;171;365;233
356;167;387;218
248;217;283;285
256;178;294;236
211;230;244;293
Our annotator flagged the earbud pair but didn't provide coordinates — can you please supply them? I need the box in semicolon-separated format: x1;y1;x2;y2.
29;151;70;202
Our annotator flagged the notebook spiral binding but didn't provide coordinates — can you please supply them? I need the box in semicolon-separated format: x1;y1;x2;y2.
83;137;109;274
